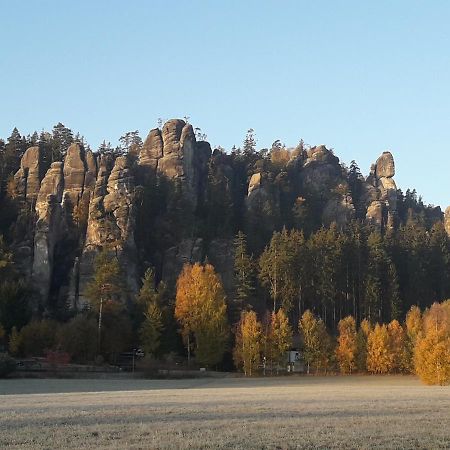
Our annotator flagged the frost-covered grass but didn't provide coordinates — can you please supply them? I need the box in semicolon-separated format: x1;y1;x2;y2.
0;375;449;449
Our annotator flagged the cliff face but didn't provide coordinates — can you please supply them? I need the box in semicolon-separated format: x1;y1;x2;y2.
9;119;446;312
365;151;398;229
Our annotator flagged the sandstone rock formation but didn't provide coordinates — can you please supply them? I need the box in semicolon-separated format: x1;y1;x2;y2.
365;151;397;229
32;162;65;302
13;146;42;202
74;154;137;309
9;120;444;316
445;207;450;236
139;119;211;207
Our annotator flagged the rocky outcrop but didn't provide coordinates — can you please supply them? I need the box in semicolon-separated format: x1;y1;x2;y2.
10;119;443;317
62;143;97;214
301;145;342;194
139;119;211;207
445;207;450;236
73;155;137;310
366;200;383;227
375;151;395;178
13;146;42;202
322;194;354;227
32;162;65;302
248;173;262;195
365;151;397;229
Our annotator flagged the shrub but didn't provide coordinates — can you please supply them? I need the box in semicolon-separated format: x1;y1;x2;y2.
19;319;59;356
58;315;97;363
0;353;16;378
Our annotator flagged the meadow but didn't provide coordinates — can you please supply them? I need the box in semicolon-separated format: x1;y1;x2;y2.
0;375;449;449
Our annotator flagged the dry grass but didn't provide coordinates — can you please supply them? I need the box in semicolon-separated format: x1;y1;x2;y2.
0;375;449;449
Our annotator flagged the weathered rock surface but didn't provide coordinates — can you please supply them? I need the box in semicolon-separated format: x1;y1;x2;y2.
139;119;211;207
32;162;65;302
73;155;137;310
301;145;342;194
10;120;446;316
375;151;395;178
366;200;384;227
365;151;399;229
322;195;354;227
162;238;204;289
445;207;450;236
14;146;42;201
248;173;262;196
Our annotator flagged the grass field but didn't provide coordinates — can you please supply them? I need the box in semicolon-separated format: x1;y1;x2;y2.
0;375;449;449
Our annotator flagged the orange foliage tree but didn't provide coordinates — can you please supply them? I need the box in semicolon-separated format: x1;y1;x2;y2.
336;316;357;374
414;301;450;385
367;323;393;374
265;308;292;374
233;310;262;376
387;319;407;373
355;319;371;372
175;263;229;367
404;306;423;373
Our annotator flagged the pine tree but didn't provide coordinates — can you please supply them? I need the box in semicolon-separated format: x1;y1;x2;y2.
233;231;255;321
243;128;256;155
85;250;125;354
137;269;164;357
336;316;357;374
233;310;262;376
140;303;163;357
51;122;73;160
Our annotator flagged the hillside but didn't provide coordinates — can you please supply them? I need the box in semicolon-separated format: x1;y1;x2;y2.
0;119;449;350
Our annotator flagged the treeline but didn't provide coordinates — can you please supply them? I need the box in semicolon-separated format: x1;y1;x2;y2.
234;302;450;385
2;253;449;385
235;220;450;330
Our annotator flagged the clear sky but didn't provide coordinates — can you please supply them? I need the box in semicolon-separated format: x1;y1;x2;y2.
0;0;449;208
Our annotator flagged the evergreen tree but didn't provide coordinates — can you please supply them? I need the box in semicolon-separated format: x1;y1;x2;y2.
233;231;255;321
243;128;256;155
137;269;164;357
52;122;73;160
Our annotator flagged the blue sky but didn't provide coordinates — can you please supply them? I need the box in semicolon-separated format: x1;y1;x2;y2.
0;1;449;208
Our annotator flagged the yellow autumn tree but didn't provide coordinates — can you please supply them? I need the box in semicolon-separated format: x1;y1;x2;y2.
299;310;333;374
414;301;450;385
233;310;262;376
265;308;292;374
367;323;393;374
387;319;407;373
355;319;371;372
336;316;357;374
404;305;423;373
175;263;229;367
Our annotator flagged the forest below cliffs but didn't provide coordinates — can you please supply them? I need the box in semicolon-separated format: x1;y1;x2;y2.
0;119;449;374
